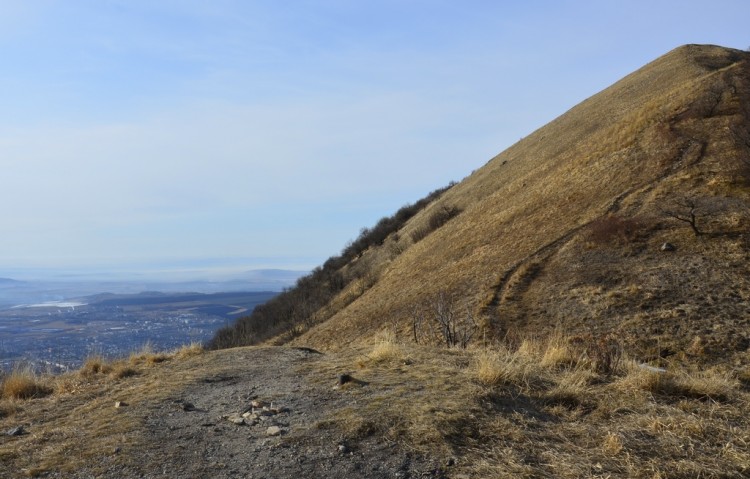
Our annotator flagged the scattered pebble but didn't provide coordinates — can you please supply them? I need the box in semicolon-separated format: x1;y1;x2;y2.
6;426;24;436
660;242;676;252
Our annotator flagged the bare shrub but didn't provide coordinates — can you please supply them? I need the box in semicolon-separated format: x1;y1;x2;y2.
660;197;705;236
587;214;643;244
411;205;463;243
411;291;477;348
581;334;623;376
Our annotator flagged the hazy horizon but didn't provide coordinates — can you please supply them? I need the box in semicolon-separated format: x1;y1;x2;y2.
0;261;311;283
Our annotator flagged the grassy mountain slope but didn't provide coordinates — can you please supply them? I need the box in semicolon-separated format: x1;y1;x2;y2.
292;44;750;364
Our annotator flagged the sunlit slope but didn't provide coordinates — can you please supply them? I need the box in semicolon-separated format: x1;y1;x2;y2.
298;44;750;361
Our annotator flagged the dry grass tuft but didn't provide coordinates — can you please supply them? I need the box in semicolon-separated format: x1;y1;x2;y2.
669;369;738;402
602;431;624;456
367;331;407;364
79;356;113;376
110;363;139;379
473;347;535;387
172;342;204;359
0;367;52;400
619;362;737;402
540;333;580;369
129;343;171;366
0;402;18;418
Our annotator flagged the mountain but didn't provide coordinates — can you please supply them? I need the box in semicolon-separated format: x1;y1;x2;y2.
4;45;750;479
214;44;750;365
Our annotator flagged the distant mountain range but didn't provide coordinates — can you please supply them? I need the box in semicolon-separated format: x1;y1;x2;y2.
0;269;306;309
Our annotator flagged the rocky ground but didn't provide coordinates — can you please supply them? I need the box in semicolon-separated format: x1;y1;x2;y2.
1;347;450;479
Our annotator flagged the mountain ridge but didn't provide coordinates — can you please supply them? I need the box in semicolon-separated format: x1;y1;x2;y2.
280;44;750;363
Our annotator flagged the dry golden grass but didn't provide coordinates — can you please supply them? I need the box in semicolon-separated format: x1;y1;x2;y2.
473;347;536;387
619;361;738;402
172;341;204;359
320;335;750;478
0;344;218;476
128;343;171;366
293;45;750;373
365;330;407;364
0;367;52;400
79;356;113;377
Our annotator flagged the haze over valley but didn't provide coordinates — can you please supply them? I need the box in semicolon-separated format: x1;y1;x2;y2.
0;268;302;371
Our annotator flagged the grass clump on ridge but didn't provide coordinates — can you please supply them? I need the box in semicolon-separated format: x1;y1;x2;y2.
0;366;52;400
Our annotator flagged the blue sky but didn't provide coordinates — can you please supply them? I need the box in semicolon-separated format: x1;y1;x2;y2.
1;1;748;279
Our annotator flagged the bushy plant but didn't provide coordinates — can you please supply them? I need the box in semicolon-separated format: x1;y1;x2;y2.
587;214;642;244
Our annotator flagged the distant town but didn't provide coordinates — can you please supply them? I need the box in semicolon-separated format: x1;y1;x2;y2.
0;291;276;372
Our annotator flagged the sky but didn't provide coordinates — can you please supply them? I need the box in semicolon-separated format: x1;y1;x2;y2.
1;1;748;280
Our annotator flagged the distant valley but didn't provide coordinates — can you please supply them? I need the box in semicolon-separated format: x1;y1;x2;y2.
0;290;278;372
0;268;305;371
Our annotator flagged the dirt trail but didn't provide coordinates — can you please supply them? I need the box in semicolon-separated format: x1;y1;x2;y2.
2;347;445;479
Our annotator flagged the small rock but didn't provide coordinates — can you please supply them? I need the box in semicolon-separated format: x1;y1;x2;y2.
337;443;349;454
639;363;667;373
266;426;282;436
660;242;676;252
250;399;266;408
6;426;24;436
113;447;122;455
226;414;246;425
115;401;127;408
181;402;196;412
242;412;258;420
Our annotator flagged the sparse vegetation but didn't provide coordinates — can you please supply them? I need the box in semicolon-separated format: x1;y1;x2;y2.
5;44;750;478
410;204;463;243
366;330;407;364
337;333;750;478
208;182;457;349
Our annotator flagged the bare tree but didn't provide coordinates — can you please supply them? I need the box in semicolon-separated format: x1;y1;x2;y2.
661;197;704;236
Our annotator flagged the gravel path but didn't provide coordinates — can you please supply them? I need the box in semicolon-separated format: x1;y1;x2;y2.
54;347;447;479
